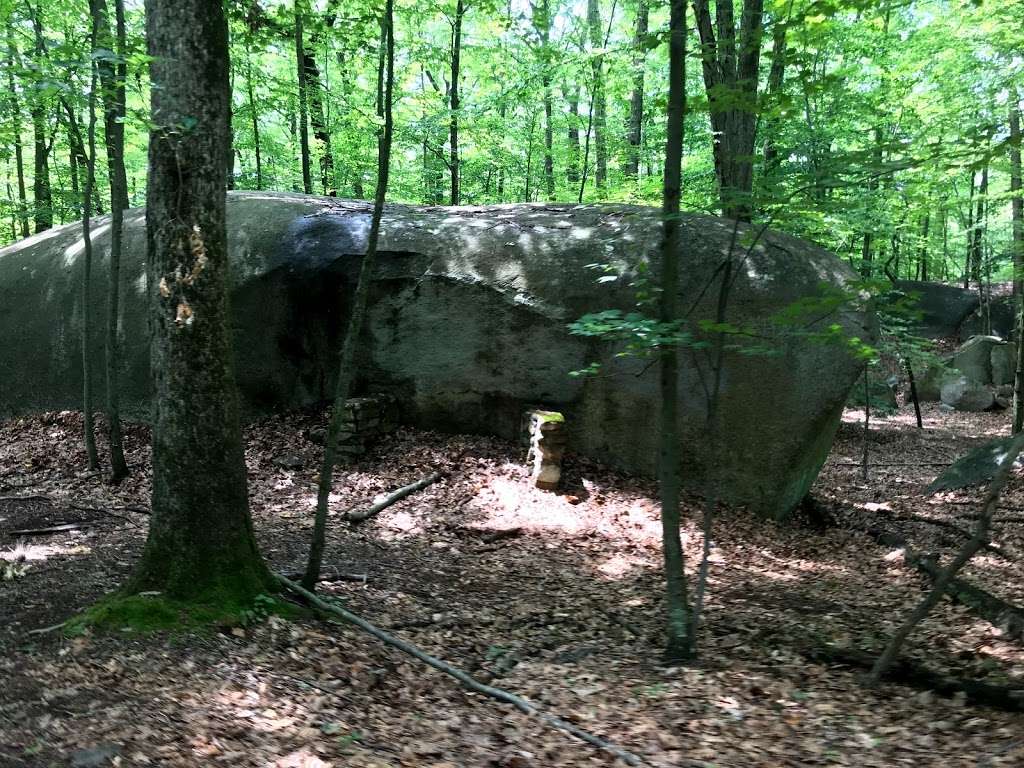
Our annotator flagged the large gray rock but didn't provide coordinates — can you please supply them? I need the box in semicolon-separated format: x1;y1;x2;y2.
959;296;1016;341
940;375;995;411
0;192;868;521
951;335;1003;384
991;342;1017;386
895;280;981;339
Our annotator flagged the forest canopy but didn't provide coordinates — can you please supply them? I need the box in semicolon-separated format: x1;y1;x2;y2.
1;0;1021;284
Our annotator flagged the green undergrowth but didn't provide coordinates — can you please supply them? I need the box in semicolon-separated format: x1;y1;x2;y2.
66;590;308;636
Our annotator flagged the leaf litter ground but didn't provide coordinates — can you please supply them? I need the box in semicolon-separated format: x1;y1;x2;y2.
0;403;1022;767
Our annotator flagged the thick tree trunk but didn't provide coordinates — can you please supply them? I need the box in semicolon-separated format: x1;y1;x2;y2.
587;0;607;194
692;0;764;221
94;0;129;482
295;0;312;194
659;0;692;663
450;0;464;205
304;0;394;591
625;0;648;182
129;0;270;601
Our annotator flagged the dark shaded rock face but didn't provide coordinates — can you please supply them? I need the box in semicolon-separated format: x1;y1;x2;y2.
960;296;1016;341
895;280;981;339
0;191;867;520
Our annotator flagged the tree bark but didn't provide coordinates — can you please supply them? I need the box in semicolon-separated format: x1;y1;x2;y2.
1011;96;1023;434
6;30;29;240
691;0;764;221
449;0;464;205
94;0;129;482
62;74;100;473
761;18;787;176
304;0;395;591
295;0;312;194
659;0;692;663
301;43;335;195
534;0;554;200
587;0;607;194
28;8;51;233
566;83;581;185
625;0;648;182
246;55;263;190
129;0;271;601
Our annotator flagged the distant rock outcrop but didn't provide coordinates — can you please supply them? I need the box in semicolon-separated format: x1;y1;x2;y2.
0;191;869;521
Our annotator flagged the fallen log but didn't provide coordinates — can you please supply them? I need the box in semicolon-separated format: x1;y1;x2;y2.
273;573;653;767
800;644;1024;712
345;472;442;523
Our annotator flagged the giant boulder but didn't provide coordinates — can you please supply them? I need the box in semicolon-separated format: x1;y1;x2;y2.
895;280;980;339
0;191;868;521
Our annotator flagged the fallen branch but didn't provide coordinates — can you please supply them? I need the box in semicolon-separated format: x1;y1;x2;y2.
860;524;1024;641
868;430;1024;683
26;621;66;636
913;554;1024;641
9;522;89;537
800;644;1024;711
345;472;442;523
283;569;368;584
273;573;650;767
865;508;1012;560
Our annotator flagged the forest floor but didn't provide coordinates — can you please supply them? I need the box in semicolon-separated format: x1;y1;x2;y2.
1;402;1023;767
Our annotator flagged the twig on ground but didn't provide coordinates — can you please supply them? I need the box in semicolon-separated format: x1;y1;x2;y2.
345;472;442;523
9;522;90;537
274;573;652;767
26;621;66;636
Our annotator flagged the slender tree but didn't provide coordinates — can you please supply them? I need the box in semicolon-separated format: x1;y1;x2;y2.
304;0;395;591
127;0;271;601
94;0;130;482
1010;96;1023;434
586;0;607;194
625;0;648;182
295;0;312;193
6;29;29;240
658;0;691;663
449;0;464;205
28;4;52;233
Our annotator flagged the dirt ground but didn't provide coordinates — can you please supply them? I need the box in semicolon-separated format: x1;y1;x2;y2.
1;402;1023;767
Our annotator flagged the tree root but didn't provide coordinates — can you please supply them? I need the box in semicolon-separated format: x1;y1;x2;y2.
273;573;653;766
799;644;1024;711
345;472;442;523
